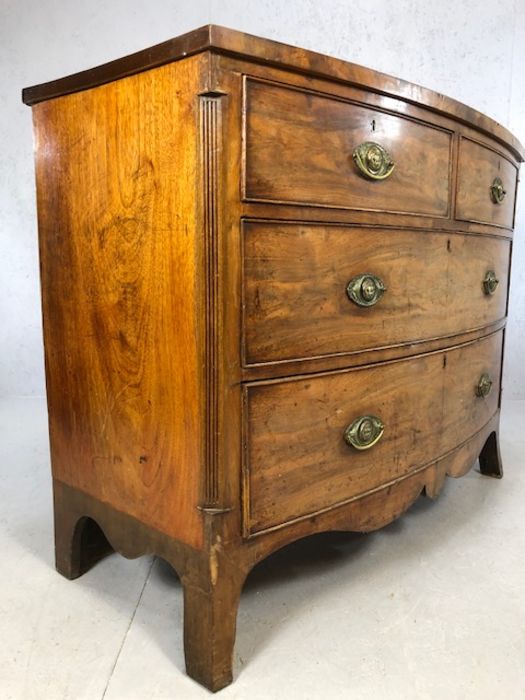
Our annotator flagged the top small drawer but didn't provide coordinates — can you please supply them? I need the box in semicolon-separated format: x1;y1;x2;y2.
455;137;518;228
243;78;452;217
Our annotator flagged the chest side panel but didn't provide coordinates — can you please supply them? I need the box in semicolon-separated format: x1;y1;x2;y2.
33;56;206;548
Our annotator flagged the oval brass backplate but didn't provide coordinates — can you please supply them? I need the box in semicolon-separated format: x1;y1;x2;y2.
476;373;493;398
344;415;384;450
346;273;386;307
352;141;395;180
490;176;506;204
483;270;499;296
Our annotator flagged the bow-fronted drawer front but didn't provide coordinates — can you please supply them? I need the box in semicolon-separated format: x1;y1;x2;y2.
243;330;502;536
243;77;452;217
456;137;518;228
243;222;509;365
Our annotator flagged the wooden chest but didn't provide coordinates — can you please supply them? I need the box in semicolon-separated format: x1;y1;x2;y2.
23;25;524;691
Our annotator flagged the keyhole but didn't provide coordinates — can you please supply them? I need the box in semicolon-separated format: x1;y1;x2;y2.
371;119;376;132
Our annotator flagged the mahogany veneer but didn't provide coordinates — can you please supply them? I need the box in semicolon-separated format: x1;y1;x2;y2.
23;25;523;691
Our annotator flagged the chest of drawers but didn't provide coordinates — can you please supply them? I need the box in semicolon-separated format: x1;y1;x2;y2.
23;25;524;691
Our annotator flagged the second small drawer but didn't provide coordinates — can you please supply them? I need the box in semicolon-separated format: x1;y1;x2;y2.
456;137;518;228
243;222;509;365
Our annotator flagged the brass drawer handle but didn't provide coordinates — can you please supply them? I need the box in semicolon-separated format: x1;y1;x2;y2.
353;141;395;180
490;177;506;204
344;415;384;450
346;273;386;307
476;373;493;398
483;270;499;295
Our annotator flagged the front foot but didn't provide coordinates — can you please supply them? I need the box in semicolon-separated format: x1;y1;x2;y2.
479;430;503;479
53;481;113;579
182;557;247;692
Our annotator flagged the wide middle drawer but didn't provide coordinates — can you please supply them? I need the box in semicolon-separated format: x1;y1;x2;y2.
243;223;509;365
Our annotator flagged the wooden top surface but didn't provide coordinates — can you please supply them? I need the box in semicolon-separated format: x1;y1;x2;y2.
22;24;525;161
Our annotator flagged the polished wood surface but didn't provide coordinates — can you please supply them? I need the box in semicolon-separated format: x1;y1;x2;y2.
33;56;207;549
24;27;522;692
241;318;506;380
456;136;518;228
52;405;500;689
243;78;452;215
243;222;509;364
244;331;502;534
22;26;525;164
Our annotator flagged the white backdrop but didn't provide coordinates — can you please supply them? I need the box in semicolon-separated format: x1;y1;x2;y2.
1;0;524;398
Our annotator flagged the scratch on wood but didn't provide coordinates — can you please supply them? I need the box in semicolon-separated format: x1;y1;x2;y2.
210;544;219;586
100;381;134;437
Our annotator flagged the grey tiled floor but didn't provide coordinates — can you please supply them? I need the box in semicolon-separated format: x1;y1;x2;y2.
2;397;525;699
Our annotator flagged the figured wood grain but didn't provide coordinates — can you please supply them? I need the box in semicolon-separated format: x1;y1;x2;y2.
243;223;509;364
243;78;452;216
220;52;518;237
245;331;503;534
241;319;506;381
22;27;525;165
51;402;499;689
456;137;518;228
24;27;523;692
240;203;515;237
242;413;502;549
33;56;207;548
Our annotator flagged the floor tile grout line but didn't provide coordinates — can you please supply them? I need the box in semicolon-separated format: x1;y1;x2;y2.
100;556;156;700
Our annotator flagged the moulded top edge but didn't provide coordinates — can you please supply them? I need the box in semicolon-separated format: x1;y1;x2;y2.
21;24;525;162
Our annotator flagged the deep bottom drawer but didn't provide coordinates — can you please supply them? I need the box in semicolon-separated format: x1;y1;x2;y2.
244;331;502;536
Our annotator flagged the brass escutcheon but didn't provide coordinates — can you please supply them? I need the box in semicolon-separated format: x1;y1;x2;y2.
344;415;384;450
352;141;395;180
490;176;506;204
346;273;386;307
483;270;499;296
476;373;493;398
